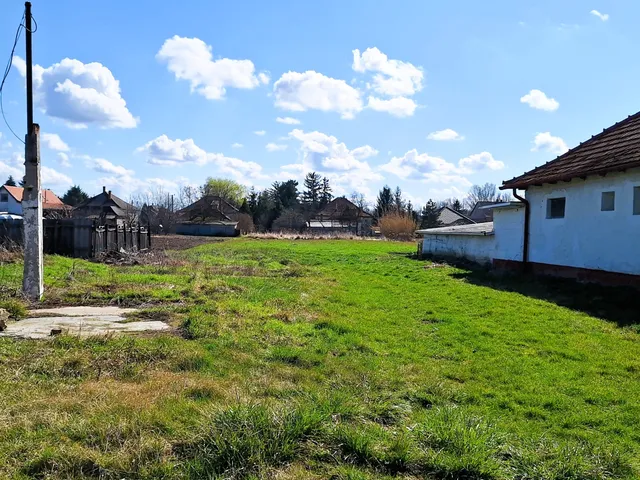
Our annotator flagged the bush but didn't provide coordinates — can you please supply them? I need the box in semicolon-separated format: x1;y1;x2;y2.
236;213;255;235
378;214;417;241
0;299;27;320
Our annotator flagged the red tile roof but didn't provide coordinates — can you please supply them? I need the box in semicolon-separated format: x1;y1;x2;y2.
501;111;640;190
2;185;69;209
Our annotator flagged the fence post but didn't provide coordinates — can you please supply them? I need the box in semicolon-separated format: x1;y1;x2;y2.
147;223;151;249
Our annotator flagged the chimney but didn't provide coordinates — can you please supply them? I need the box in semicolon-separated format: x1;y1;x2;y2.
102;186;106;194
108;190;112;200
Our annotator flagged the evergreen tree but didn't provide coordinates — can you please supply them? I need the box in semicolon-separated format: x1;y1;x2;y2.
301;172;321;210
239;198;250;214
19;176;25;187
5;175;16;187
375;186;393;218
393;186;404;214
406;200;418;222
452;199;463;212
61;185;89;206
320;177;332;208
247;187;258;214
420;199;442;229
270;180;299;212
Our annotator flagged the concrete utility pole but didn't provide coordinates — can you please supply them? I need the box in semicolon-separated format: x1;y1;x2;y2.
22;1;44;301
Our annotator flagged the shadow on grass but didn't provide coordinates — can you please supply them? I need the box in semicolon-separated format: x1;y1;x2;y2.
416;254;640;328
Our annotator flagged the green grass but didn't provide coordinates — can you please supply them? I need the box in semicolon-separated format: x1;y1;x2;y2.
1;238;639;479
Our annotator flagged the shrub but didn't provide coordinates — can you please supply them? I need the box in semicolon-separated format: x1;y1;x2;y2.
236;213;255;235
0;299;27;319
378;214;417;241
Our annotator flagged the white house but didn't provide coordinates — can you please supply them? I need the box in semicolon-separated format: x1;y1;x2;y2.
418;111;640;285
0;185;69;217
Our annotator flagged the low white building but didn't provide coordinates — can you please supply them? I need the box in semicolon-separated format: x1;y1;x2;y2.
418;111;640;285
0;185;69;218
418;202;524;265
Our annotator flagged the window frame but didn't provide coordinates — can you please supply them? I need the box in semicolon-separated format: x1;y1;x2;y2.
633;186;640;216
600;191;615;212
546;197;566;219
0;193;8;203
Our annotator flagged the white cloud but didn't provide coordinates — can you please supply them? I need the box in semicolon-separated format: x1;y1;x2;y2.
9;152;24;167
520;89;559;112
156;35;268;100
254;130;266;136
428;129;464;141
285;129;382;197
458;152;504;173
0;160;21;179
380;149;503;184
57;152;71;167
276;116;301;125
41;133;70;151
42;166;72;187
88;157;135;177
136;135;267;185
367;96;417;117
231;142;243;148
532;132;569;156
273;70;363;119
13;56;138;129
380;149;458;180
590;10;609;21
266;143;287;152
136;135;208;166
352;47;423;97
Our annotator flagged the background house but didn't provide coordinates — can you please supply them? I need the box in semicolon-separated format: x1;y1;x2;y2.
467;201;502;223
0;185;70;218
73;186;138;225
419;109;640;285
307;197;373;235
175;195;240;236
436;206;475;227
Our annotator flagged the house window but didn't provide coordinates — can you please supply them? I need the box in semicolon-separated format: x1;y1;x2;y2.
634;187;640;215
0;193;7;203
601;191;615;211
546;197;566;219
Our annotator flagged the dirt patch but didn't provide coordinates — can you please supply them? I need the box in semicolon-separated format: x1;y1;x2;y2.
151;235;226;251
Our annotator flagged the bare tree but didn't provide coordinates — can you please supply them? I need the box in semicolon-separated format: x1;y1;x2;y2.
176;185;201;210
465;183;497;210
350;191;369;213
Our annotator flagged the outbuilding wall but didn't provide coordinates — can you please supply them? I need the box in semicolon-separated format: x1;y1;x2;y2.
420;205;525;264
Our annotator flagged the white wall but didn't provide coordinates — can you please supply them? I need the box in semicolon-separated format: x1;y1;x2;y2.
422;233;496;265
526;168;640;275
421;205;525;264
0;189;22;215
492;206;524;262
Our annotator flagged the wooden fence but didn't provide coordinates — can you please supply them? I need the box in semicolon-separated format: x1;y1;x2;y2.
0;219;150;258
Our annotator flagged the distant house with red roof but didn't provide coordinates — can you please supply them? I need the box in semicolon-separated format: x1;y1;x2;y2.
0;185;70;218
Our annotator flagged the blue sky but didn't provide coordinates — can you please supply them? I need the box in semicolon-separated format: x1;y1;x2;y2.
0;0;635;206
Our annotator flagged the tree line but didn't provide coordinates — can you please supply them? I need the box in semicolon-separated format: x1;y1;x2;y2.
3;173;510;232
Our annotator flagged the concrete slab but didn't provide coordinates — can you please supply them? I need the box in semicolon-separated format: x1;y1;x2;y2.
0;305;170;340
30;306;138;317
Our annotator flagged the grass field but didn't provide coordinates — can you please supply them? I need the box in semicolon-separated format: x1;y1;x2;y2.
1;238;639;479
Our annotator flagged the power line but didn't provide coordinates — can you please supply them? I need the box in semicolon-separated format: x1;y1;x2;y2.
0;10;26;144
